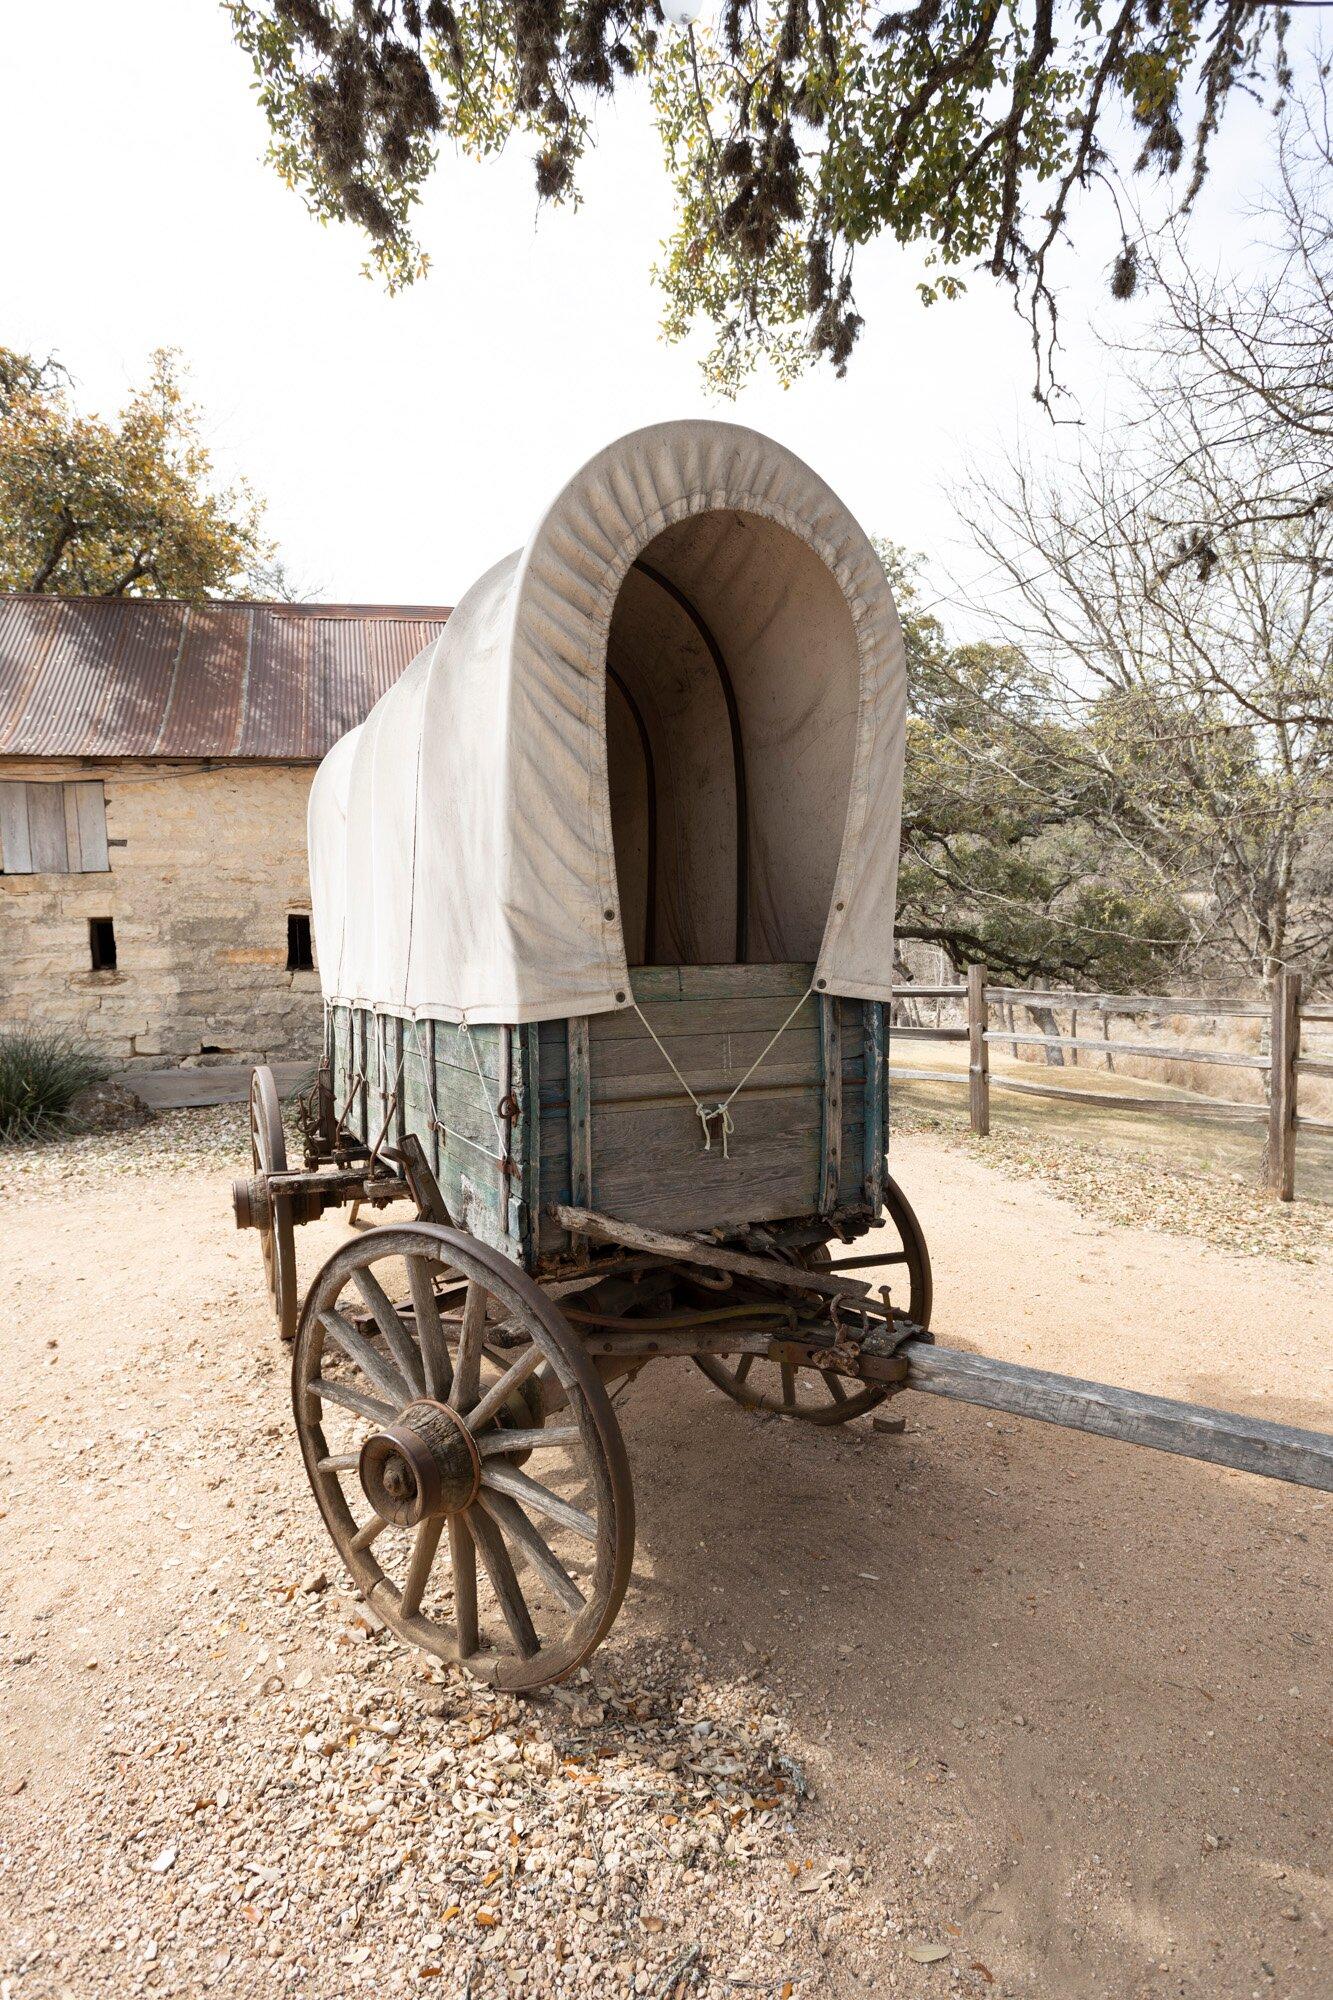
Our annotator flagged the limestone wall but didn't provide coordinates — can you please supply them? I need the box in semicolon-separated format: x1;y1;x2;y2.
0;759;324;1067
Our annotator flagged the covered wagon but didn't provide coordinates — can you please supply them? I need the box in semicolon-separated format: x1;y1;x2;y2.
234;421;1332;1691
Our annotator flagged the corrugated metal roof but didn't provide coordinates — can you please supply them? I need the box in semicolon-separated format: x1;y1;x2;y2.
0;595;451;762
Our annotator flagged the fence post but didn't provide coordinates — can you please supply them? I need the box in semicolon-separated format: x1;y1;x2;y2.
1265;970;1301;1200
967;963;990;1137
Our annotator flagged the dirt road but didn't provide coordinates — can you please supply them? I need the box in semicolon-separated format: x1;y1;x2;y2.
1;1118;1328;1999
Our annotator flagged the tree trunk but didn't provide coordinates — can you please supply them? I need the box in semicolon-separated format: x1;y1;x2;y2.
1027;1003;1065;1066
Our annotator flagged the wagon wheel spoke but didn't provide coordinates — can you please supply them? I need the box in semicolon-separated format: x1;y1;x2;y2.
481;1461;598;1541
319;1306;412;1407
400;1516;445;1620
249;1065;297;1342
351;1266;426;1398
406;1254;452;1401
309;1377;396;1425
824;1372;848;1404
477;1425;581;1457
477;1490;586;1612
733;1353;754;1387
450;1513;479;1658
292;1220;634;1691
464;1343;543;1432
449;1281;488;1412
468;1507;540;1658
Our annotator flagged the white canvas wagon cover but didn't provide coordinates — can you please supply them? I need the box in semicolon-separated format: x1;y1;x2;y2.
309;420;906;1025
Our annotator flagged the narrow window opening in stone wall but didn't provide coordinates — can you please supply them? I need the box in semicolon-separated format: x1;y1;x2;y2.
287;913;314;972
89;917;117;971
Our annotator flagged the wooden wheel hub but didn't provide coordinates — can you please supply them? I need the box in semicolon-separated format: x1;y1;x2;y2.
359;1399;480;1525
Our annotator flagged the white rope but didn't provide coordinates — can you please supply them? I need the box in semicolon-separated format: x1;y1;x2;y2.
334;1069;366;1130
366;1047;405;1165
629;981;815;1159
405;1017;442;1132
460;1016;509;1163
404;1014;509;1168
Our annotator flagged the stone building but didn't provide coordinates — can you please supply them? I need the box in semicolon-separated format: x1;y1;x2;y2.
0;596;448;1071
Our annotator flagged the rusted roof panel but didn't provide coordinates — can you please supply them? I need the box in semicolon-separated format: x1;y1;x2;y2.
85;600;188;756
0;595;450;762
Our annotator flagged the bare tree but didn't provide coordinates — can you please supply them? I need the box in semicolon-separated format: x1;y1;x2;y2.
957;86;1333;991
1125;78;1333;547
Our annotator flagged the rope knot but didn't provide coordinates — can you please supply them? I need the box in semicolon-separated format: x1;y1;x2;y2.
697;1102;735;1158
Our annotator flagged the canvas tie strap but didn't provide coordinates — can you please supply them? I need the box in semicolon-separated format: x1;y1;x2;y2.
629;982;815;1159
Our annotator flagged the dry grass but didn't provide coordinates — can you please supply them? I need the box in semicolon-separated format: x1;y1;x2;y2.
893;1098;1333;1265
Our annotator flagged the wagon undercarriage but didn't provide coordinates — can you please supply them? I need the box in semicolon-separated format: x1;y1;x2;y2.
236;1061;1333;1694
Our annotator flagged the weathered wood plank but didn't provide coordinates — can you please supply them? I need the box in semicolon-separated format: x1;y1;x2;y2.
0;781;33;873
819;995;842;1213
888;1065;1271;1124
967;963;990;1137
590;994;820;1042
631;963;812;1002
567;1017;592;1208
889;1024;970;1042
25;782;68;873
72;781;109;871
521;1021;544;1263
568;1024;825;1088
987;1030;1271;1071
902;1341;1333;1493
984;987;1270;1020
62;783;83;872
574;1125;823;1233
1265;970;1301;1201
552;1205;873;1299
863;1002;886;1211
126;1061;317;1109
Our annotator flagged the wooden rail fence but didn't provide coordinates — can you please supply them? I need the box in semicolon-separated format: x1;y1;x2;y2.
890;968;1327;1201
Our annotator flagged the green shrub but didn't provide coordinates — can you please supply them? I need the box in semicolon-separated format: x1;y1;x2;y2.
0;1029;109;1143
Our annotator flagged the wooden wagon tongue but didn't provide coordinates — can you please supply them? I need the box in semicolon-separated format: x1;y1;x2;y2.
555;1204;1333;1496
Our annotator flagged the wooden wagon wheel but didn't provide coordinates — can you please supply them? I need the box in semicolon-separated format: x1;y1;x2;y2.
693;1174;933;1425
250;1065;298;1343
292;1221;635;1692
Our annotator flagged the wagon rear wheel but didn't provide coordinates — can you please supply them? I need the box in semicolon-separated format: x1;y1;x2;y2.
292;1222;634;1692
250;1065;297;1343
693;1174;932;1425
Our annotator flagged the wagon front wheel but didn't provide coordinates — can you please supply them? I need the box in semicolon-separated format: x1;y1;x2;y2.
292;1222;634;1692
693;1174;932;1424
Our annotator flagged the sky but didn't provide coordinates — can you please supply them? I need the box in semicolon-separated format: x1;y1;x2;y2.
0;1;1299;622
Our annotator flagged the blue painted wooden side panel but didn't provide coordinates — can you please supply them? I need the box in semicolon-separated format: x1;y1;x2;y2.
327;969;890;1275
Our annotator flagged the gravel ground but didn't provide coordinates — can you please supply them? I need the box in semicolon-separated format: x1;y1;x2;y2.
1;1112;1328;2000
893;1107;1332;1264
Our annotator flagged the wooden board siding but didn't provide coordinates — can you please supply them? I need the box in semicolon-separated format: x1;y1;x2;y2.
329;969;889;1274
540;967;874;1241
329;1006;514;1255
0;778;108;874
